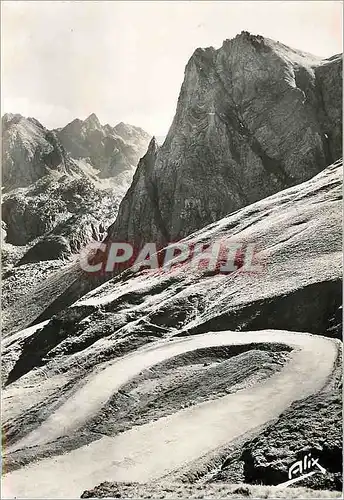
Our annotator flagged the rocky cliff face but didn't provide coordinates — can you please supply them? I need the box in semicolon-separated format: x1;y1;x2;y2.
56;114;151;179
107;32;342;248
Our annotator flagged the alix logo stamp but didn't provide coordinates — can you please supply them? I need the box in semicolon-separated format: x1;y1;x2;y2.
278;452;327;488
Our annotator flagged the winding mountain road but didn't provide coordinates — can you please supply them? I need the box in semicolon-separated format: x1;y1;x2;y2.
2;330;339;499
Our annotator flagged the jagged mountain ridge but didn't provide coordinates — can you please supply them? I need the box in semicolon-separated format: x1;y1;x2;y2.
55;113;150;179
107;31;342;248
2;113;151;192
2;113;151;252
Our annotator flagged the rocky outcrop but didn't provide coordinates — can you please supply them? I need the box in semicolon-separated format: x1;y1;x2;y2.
107;32;342;248
1;171;126;248
56;114;151;178
314;54;342;162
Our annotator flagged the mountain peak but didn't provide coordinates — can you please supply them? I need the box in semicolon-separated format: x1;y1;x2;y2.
106;33;342;251
2;113;24;129
84;113;101;128
147;136;159;153
113;121;129;133
2;112;23;122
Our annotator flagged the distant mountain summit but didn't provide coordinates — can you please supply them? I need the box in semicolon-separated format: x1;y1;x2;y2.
56;114;151;179
1;113;151;264
107;31;342;248
2;113;151;192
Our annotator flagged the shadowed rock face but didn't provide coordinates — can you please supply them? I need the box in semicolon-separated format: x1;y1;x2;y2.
107;32;342;248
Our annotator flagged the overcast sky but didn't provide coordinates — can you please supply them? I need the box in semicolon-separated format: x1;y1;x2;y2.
1;1;342;135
